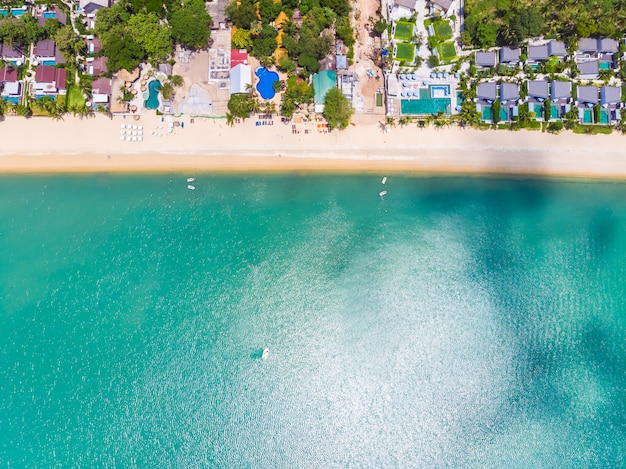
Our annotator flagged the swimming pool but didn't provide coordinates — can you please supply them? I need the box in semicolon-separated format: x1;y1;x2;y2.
401;98;451;115
599;61;611;70
582;108;593;124
43;11;57;19
145;80;161;110
42;60;56;66
600;109;610;124
430;84;450;98
255;67;279;100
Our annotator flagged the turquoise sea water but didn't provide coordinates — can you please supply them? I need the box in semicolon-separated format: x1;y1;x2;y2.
1;175;625;467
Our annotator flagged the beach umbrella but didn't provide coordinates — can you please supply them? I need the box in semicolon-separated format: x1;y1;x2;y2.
168;127;173;133
400;74;406;80
126;136;131;141
120;129;126;135
437;73;443;78
455;73;460;78
132;125;138;130
132;136;137;141
444;72;449;78
413;91;419;97
120;135;125;140
411;74;417;80
121;124;126;129
401;91;406;97
138;125;143;130
430;72;435;78
423;80;429;85
138;136;143;141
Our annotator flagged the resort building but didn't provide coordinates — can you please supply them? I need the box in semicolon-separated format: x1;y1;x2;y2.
476;81;497;122
499;82;519;121
90;77;111;108
36;6;67;26
84;36;102;55
576;37;618;70
0;43;25;65
336;40;348;71
577;60;599;80
527;45;549;65
500;46;521;66
527;80;549;120
550;80;572;119
85;56;107;76
600;85;622;123
388;0;417;22
34;39;65;65
547;40;567;59
313;70;337;113
577;85;599;123
229;63;252;95
429;0;455;18
474;51;497;70
0;65;21;104
33;65;67;96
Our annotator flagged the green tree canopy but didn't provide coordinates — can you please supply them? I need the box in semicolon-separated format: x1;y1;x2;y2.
100;24;145;71
231;28;253;50
169;0;212;49
323;88;353;130
225;0;258;29
128;13;173;61
227;93;256;118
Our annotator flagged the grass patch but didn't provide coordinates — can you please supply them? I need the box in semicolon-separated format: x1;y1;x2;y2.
437;41;457;62
394;22;414;41
395;43;415;62
572;124;613;134
434;21;453;39
66;85;85;109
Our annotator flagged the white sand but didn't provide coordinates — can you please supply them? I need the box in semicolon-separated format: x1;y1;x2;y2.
2;114;626;178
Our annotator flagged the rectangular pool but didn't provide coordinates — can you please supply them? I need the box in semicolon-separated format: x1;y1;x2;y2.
430;84;450;98
43;11;57;19
401;98;451;115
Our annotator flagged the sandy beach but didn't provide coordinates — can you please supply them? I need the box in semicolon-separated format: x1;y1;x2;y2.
3;114;626;178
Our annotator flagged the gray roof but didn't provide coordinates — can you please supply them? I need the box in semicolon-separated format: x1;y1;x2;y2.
528;45;548;61
35;39;56;57
475;51;496;67
598;38;618;53
336;54;347;70
476;82;497;101
431;0;453;11
500;46;521;63
601;85;621;104
0;43;24;58
500;82;519;102
551;81;571;100
577;86;599;104
548;40;567;57
577;60;599;77
393;0;417;10
577;38;597;53
528;80;549;99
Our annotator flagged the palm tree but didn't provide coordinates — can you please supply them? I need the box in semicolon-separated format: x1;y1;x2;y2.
384;116;396;127
263;101;277;114
168;75;184;87
399;116;412;127
225;112;235;127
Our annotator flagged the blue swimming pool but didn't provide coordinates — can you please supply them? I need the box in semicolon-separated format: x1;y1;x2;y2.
145;80;161;110
255;67;279;100
11;8;26;16
43;11;57;19
41;60;56;66
430;84;450;97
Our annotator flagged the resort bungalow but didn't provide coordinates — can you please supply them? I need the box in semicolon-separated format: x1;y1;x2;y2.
336;40;348;71
500;46;521;66
84;36;102;55
600;85;622;123
474;51;497;70
429;0;455;18
499;82;519;121
577;85;599;123
229;62;252;95
547;40;567;59
550;80;572;118
90;77;111;108
475;81;497;122
313;70;337;113
0;65;21;104
389;0;416;22
0;43;25;65
577;60;599;79
527;44;548;65
527;80;549;120
85;56;107;76
34;65;67;96
598;38;619;69
34;39;65;65
576;38;598;56
36;6;67;26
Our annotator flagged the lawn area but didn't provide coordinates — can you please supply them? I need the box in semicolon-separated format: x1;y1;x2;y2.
434;20;453;39
437;41;457;62
66;85;85;109
395;43;415;62
394;22;414;41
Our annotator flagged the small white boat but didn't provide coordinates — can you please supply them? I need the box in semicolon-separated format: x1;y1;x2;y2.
187;185;196;190
379;191;387;197
381;177;387;185
187;177;195;182
262;348;269;360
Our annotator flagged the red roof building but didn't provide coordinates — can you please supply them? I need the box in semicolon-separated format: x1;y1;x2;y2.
230;49;248;68
0;65;19;83
34;65;67;94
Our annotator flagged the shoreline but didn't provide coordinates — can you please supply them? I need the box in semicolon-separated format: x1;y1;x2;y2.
2;114;626;179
